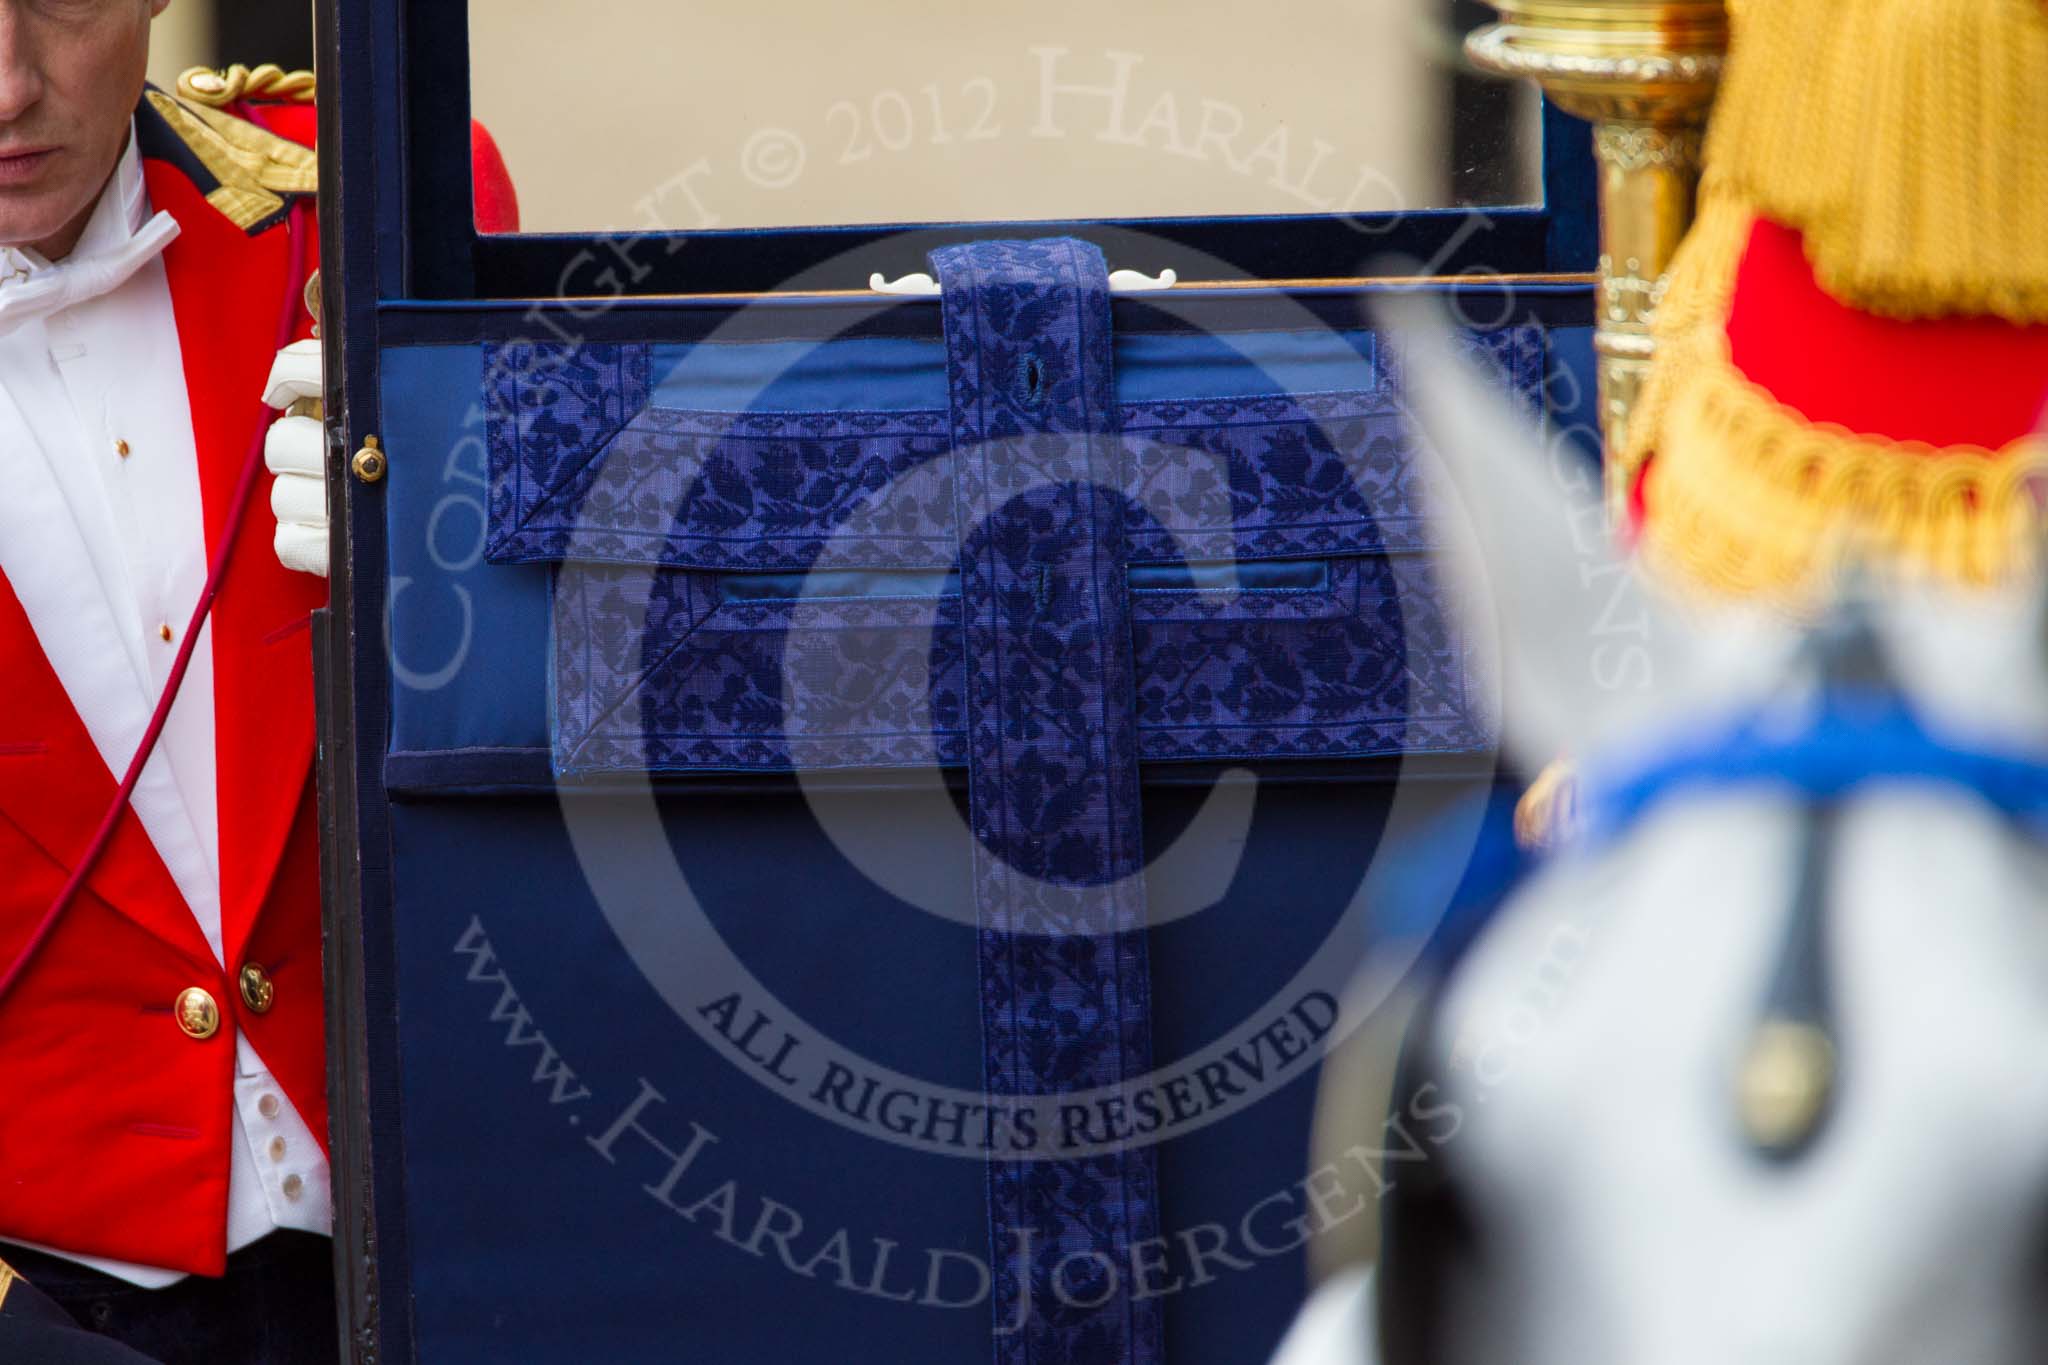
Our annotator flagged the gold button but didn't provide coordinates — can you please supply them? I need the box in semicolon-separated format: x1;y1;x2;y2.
174;987;219;1040
114;438;130;458
268;1136;287;1161
158;623;173;643
238;962;275;1014
258;1093;280;1119
282;1174;305;1201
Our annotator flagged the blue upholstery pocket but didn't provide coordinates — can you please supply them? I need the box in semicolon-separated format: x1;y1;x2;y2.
472;326;1533;780
550;552;1480;777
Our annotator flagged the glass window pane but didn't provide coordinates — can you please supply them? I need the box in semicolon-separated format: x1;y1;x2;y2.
469;0;1539;235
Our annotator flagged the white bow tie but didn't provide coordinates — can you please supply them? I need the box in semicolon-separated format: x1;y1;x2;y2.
0;210;181;338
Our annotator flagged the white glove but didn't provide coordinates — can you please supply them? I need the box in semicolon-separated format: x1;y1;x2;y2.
263;337;329;577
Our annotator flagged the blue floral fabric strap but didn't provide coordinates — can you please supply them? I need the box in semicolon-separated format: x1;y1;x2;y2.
931;238;1164;1365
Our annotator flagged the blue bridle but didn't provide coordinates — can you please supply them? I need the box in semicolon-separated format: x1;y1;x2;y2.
1576;691;2048;849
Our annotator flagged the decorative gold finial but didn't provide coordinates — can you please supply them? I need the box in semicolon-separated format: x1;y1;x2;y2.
1737;1019;1836;1154
1466;1;1731;524
176;64;317;109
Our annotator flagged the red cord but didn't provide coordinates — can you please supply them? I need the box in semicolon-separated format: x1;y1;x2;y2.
0;199;312;1004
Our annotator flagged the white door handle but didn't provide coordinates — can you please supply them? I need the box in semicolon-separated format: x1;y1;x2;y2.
867;267;1177;296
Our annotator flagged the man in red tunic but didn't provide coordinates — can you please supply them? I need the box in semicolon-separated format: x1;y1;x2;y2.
0;5;515;1361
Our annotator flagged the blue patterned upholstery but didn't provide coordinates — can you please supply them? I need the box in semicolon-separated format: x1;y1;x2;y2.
484;306;1532;784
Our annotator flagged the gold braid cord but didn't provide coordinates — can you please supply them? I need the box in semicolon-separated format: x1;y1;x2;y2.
143;88;317;231
1703;0;2048;324
176;64;317;109
1629;198;2047;605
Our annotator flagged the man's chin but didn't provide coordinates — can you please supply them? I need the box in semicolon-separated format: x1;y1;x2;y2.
0;188;95;259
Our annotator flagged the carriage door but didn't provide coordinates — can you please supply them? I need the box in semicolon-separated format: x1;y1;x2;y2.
313;2;1598;1360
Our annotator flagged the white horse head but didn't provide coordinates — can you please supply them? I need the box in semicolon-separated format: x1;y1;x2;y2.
1301;302;2048;1365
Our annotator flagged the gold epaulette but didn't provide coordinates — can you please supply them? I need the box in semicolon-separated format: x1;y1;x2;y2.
141;74;317;233
175;63;316;108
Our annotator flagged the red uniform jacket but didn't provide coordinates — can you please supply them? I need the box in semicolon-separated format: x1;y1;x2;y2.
0;87;516;1276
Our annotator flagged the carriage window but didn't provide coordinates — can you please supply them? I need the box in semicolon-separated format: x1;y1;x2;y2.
469;0;1541;235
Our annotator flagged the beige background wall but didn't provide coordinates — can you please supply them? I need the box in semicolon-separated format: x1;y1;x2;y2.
148;3;216;93
469;0;1525;237
145;1;1536;242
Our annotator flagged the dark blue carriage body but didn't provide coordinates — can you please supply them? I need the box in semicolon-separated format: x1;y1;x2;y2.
315;5;1599;1360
